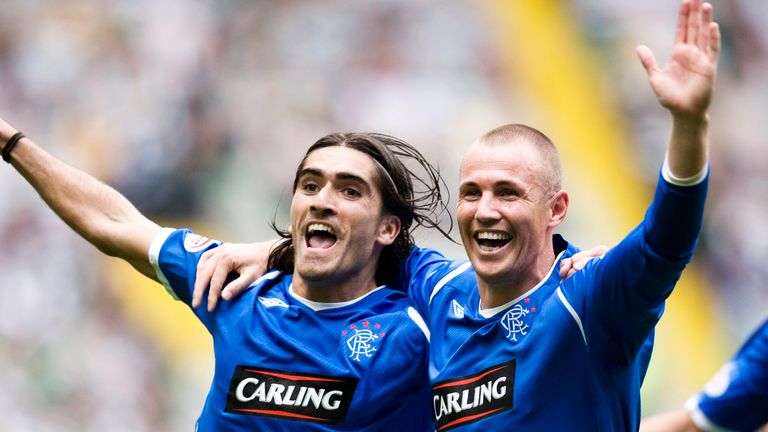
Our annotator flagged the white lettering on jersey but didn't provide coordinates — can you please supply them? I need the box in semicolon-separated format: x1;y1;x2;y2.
433;377;508;420
226;366;359;424
431;361;516;430
235;378;344;410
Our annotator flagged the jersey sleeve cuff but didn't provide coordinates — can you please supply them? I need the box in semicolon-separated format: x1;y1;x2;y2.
662;155;709;186
685;395;735;432
148;227;180;300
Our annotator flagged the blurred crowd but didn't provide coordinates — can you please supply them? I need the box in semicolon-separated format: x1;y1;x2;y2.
0;0;766;430
576;0;768;323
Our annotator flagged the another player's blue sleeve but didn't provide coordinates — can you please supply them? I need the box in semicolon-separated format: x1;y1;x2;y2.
687;320;768;432
559;171;708;362
148;228;222;325
401;246;466;318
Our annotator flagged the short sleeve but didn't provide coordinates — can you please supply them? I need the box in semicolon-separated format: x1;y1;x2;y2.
148;228;222;305
687;321;768;432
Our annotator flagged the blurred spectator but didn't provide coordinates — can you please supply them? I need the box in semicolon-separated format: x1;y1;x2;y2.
2;0;767;430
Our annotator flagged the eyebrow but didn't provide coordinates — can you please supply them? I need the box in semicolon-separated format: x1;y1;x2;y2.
299;168;371;189
459;179;521;189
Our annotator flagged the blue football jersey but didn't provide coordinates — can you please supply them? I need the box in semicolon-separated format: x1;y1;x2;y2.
687;320;768;432
401;173;708;431
149;228;434;432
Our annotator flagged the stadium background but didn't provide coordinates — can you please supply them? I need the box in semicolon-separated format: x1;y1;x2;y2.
0;0;766;430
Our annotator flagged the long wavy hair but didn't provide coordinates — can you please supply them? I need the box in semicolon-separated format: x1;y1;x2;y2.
268;132;453;289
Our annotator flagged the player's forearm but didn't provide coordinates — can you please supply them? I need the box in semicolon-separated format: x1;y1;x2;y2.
666;113;710;180
640;410;700;432
3;131;160;277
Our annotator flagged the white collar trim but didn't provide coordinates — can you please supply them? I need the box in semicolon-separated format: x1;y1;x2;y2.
478;250;565;318
288;284;387;311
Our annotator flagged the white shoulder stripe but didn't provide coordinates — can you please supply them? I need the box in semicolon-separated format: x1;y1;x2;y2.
249;270;281;288
148;227;179;300
429;261;472;304
407;307;430;342
685;396;734;432
556;287;588;349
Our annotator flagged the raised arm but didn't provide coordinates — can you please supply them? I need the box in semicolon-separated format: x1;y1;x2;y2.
636;0;720;178
1;117;161;280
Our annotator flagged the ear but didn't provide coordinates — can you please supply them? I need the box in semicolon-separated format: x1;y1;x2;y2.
376;214;402;246
548;190;569;228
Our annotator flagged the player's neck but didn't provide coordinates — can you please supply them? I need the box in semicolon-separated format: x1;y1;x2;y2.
292;270;380;303
477;251;557;310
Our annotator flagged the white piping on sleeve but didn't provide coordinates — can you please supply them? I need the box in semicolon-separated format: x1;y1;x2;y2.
556;287;588;349
407;306;430;342
148;227;178;300
429;261;472;304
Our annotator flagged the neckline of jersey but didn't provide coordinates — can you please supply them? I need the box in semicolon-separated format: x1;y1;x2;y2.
477;249;566;319
287;283;388;311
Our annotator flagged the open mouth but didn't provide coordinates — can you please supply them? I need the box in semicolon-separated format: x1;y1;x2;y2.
306;223;338;249
475;231;511;252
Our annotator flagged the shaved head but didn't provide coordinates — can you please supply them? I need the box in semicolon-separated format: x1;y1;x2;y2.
470;123;562;199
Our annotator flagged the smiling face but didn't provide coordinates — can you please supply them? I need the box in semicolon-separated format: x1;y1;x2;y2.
290;146;400;300
457;136;568;299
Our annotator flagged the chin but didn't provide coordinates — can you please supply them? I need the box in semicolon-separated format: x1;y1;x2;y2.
295;261;333;281
471;258;511;283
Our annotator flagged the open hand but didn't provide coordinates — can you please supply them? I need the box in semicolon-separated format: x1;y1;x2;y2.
636;0;720;119
193;240;276;311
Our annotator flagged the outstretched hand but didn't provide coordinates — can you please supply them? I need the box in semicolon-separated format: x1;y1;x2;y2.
193;240;277;311
636;0;720;119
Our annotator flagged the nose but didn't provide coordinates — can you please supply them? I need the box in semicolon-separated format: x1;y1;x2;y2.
475;194;501;223
309;185;338;216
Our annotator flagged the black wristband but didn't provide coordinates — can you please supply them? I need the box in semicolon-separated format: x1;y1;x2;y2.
2;131;25;163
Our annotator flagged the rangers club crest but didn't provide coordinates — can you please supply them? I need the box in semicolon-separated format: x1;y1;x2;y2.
500;298;537;342
342;319;384;361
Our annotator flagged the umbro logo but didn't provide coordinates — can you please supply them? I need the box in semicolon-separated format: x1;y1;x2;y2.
258;297;289;308
452;300;465;319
